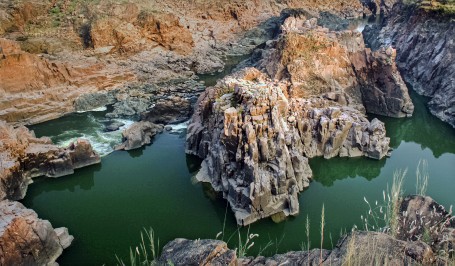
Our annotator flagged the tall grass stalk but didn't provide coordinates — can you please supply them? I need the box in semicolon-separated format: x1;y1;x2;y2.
416;159;429;196
320;204;325;265
361;169;406;236
116;228;159;266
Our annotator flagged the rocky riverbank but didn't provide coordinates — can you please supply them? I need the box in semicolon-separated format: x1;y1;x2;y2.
159;195;454;265
0;120;100;264
186;14;413;225
363;0;455;128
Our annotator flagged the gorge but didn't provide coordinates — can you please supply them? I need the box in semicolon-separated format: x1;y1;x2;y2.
0;0;455;265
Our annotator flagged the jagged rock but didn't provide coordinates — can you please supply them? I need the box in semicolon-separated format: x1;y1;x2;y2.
0;121;101;201
158;239;236;266
256;16;413;118
186;16;410;225
397;195;455;256
105;121;125;132
186;67;390;225
363;3;455;128
142;96;192;124
116;121;164;151
0;200;73;265
159;231;434;265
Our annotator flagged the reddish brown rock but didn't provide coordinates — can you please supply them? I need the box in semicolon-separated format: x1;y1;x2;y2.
0;121;100;201
0;200;73;265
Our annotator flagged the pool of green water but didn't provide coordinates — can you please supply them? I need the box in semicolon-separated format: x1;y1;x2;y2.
22;88;455;265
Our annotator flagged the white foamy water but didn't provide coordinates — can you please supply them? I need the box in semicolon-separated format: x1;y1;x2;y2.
54;116;135;157
76;106;108;113
169;121;189;133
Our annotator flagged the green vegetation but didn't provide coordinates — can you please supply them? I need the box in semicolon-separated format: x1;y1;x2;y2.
116;228;160;266
404;0;455;16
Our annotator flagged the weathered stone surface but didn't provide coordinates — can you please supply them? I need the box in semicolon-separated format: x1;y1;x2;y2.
363;3;455;128
187;67;390;225
142;96;192;125
397;195;455;256
256;16;413;117
158;238;236;266
116;121;164;151
160;231;434;265
0;120;100;201
0;200;73;265
186;16;410;226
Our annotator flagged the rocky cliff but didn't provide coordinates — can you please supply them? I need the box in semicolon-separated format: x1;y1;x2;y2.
159;195;454;265
363;1;455;128
186;16;413;225
0;121;101;201
0;200;73;265
0;0;378;126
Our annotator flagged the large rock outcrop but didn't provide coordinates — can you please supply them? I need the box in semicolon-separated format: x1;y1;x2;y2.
0;121;101;201
0;38;135;125
0;200;74;265
186;67;391;225
186;15;414;226
256;16;413;118
159;231;434;265
363;2;455;128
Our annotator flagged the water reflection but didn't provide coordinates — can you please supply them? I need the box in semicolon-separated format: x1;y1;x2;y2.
371;92;455;157
310;157;386;186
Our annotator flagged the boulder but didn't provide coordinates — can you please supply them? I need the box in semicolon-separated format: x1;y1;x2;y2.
0;200;73;265
116;121;164;151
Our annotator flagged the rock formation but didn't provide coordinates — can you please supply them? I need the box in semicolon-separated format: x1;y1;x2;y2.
363;1;455;128
159;231;434;265
0;38;135;125
186;15;415;225
159;195;454;265
0;0;380;126
116;121;164;151
0;121;101;201
0;200;73;265
256;16;413;118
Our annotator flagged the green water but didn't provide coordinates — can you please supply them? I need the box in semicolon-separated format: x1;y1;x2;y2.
22;88;455;265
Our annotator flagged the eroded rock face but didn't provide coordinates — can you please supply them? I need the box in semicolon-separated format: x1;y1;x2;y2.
186;15;413;226
0;200;73;265
187;67;390;225
0;121;100;201
397;195;455;256
363;3;455;128
159;231;434;265
0;38;135;125
116;121;164;151
256;16;414;118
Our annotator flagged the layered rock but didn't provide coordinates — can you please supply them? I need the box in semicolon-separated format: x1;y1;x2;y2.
0;0;378;126
0;121;100;201
0;38;135;125
186;15;415;226
256;16;413;117
0;200;74;265
159;231;434;265
363;2;455;127
187;67;391;225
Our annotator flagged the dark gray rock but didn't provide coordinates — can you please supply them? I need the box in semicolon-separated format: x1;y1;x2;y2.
158;238;236;266
363;3;455;128
115;121;164;151
105;121;125;132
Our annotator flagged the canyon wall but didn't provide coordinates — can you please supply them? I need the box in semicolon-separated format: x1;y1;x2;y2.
364;1;455;128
